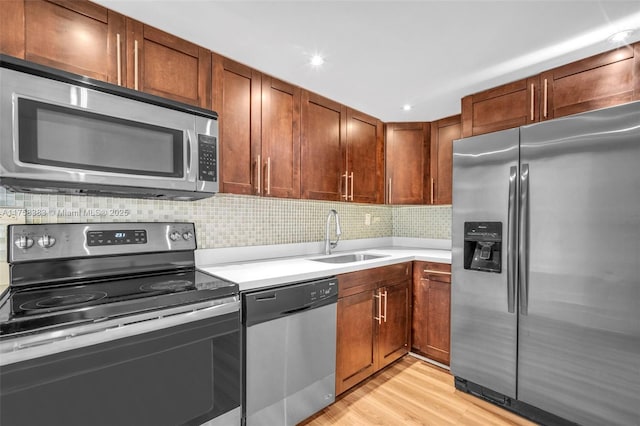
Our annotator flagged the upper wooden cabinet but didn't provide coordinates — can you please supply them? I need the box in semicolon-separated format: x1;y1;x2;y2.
461;76;540;137
213;55;300;198
385;122;430;205
300;94;383;204
1;0;125;84
301;91;347;202
540;43;640;121
260;76;301;198
346;109;384;204
430;115;460;205
1;1;211;108
462;42;640;137
213;55;261;196
125;19;211;108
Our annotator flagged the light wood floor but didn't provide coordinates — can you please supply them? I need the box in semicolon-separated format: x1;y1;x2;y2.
301;355;536;426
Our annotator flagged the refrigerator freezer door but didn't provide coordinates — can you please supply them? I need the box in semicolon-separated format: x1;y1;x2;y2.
451;128;520;398
518;102;640;426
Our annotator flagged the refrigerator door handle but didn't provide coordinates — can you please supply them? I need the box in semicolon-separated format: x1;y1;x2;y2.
519;163;530;315
507;166;518;314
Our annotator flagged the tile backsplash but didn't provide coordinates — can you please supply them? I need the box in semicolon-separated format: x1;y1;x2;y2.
0;186;451;263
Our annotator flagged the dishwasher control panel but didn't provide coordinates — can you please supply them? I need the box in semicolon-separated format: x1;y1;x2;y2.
309;279;338;302
243;277;338;327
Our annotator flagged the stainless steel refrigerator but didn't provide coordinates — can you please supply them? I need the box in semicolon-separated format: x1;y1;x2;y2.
451;101;640;426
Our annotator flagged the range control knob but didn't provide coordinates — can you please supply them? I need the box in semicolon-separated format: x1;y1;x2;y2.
15;236;34;250
182;231;194;241
169;231;182;241
37;235;56;249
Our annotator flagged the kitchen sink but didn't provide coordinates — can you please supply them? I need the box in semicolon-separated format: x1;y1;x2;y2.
309;253;389;264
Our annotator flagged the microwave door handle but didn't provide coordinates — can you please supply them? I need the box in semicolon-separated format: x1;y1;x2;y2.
186;130;197;183
186;132;192;176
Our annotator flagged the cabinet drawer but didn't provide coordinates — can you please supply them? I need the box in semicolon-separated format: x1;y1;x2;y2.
414;261;451;283
338;262;411;298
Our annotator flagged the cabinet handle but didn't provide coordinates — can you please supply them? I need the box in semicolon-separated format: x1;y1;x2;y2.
134;40;139;90
116;33;122;86
342;172;349;200
530;83;534;121
349;172;354;201
374;291;382;324
256;154;262;194
266;157;271;195
543;78;548;118
423;269;451;275
382;290;387;323
388;178;392;203
430;178;435;204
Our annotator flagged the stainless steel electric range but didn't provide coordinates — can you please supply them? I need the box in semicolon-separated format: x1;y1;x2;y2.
0;222;241;426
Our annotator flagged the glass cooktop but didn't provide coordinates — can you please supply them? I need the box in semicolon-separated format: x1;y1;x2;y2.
0;269;238;337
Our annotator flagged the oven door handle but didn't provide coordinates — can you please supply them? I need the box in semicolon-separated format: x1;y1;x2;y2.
0;297;240;366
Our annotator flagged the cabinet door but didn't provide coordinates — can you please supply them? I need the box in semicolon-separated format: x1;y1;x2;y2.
300;91;346;201
412;262;451;365
126;19;211;108
346;109;384;204
541;43;640;121
335;290;376;395
213;55;262;195
261;76;300;198
385;122;430;204
430;115;461;205
2;0;125;84
461;77;540;137
377;280;410;370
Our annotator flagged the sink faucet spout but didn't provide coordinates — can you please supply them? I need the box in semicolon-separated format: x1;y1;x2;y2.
324;209;342;255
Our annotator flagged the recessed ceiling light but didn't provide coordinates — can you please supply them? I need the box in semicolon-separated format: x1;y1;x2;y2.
310;54;324;67
608;29;634;44
402;104;412;111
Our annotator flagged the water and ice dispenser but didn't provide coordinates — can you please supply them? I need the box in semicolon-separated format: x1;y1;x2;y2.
463;222;502;273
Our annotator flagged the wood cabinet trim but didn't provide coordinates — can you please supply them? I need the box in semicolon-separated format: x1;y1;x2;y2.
47;0;108;23
635;42;640;101
547;45;634;80
1;0;25;58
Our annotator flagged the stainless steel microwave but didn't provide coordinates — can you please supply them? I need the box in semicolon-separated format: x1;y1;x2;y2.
0;55;218;201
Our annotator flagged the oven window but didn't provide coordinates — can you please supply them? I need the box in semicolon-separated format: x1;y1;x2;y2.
18;98;184;177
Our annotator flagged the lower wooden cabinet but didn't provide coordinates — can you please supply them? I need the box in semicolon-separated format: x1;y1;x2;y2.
412;261;451;365
335;263;411;395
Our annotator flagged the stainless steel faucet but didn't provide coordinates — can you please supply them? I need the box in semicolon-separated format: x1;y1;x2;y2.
324;209;342;255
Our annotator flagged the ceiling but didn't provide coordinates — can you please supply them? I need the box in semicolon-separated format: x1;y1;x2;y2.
94;0;640;122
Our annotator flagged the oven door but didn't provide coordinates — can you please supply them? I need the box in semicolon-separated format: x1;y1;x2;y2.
0;66;207;194
0;302;240;426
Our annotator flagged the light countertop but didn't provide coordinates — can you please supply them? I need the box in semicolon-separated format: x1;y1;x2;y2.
197;238;451;292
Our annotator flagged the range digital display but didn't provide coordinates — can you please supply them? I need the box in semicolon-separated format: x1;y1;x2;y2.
87;230;147;246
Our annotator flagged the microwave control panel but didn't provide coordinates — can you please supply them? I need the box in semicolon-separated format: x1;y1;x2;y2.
198;134;217;182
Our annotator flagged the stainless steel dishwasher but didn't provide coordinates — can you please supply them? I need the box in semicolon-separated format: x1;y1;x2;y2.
243;277;338;426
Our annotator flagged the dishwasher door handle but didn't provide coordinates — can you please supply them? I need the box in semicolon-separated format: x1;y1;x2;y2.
254;294;277;301
281;305;312;315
